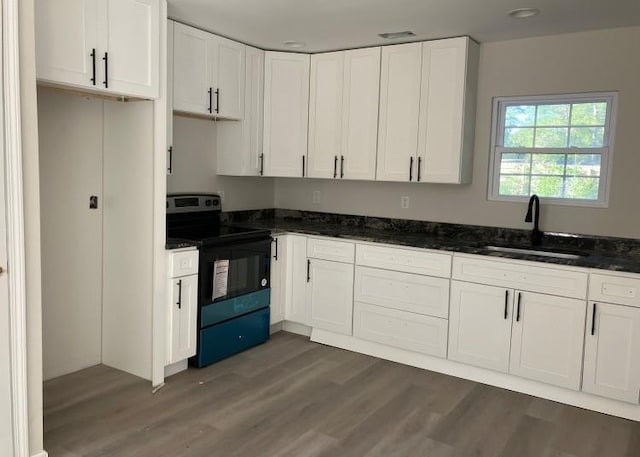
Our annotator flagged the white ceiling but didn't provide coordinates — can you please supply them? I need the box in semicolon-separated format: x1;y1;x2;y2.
167;0;640;53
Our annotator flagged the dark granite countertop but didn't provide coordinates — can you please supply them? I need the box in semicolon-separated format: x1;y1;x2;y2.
166;238;199;250
221;209;640;274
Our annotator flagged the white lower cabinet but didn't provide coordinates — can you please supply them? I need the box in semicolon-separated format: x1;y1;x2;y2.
269;235;286;325
354;266;449;318
166;250;198;365
583;302;640;403
448;281;514;373
353;302;448;357
307;259;354;335
509;292;586;390
284;235;310;325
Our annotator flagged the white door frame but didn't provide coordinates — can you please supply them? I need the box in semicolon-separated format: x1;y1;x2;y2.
2;0;31;455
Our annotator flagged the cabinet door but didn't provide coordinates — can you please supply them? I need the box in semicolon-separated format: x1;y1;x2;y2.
263;52;310;177
448;281;514;373
307;259;354;335
308;52;344;179
173;23;211;114
285;235;310;325
376;43;422;182
217;46;264;176
35;0;101;88
270;236;286;325
583;302;640;403
341;47;380;180
104;0;159;98
509;292;586;390
417;37;467;183
213;36;245;119
167;20;174;175
167;275;198;364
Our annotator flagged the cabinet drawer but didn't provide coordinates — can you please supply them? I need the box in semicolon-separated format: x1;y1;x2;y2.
354;302;448;358
589;273;640;308
356;243;451;277
354;266;449;318
168;249;199;277
452;255;588;299
307;237;355;263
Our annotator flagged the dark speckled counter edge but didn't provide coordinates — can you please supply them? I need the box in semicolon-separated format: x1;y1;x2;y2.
221;209;640;274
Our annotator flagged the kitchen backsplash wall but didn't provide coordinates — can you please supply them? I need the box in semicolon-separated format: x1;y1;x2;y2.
274;26;640;240
168;115;275;210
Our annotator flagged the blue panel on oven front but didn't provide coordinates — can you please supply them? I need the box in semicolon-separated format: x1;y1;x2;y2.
193;307;270;367
200;288;271;328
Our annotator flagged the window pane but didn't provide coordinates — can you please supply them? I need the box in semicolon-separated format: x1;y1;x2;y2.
499;175;529;196
531;153;565;174
534;127;568;147
500;153;531;174
565;177;600;200
536;104;570;126
504;128;534;147
569;127;605;147
571;102;607;125
531;176;563;197
566;154;601;176
505;105;536;127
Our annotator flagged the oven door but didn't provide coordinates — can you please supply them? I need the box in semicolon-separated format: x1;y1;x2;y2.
198;236;271;308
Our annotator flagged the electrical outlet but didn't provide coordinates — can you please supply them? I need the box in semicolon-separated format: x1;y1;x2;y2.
217;190;225;203
401;196;410;209
313;190;321;204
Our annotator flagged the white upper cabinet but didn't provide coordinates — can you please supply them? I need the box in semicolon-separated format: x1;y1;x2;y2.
35;0;160;99
509;291;586;390
263;52;310;177
376;42;423;182
376;38;478;183
172;22;245;119
36;0;101;89
308;47;380;180
583;301;640;404
417;37;478;183
105;0;160;99
308;52;345;179
341;48;381;180
213;36;246;119
217;46;265;176
173;23;211;115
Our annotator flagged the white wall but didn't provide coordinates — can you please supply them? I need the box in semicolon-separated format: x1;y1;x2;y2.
275;27;640;239
169;115;275;210
38;90;104;381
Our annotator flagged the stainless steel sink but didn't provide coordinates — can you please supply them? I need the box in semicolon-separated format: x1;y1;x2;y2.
484;245;585;260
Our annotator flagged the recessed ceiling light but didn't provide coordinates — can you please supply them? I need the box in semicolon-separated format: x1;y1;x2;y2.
283;41;306;48
508;7;541;18
378;31;416;40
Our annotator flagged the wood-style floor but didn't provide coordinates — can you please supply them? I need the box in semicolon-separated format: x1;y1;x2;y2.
44;332;640;457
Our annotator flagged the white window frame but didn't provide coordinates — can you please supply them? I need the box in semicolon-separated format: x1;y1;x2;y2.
488;92;618;208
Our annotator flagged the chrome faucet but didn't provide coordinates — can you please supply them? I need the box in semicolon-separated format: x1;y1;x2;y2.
525;194;543;246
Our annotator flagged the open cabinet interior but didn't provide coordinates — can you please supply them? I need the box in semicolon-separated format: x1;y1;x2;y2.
38;88;154;382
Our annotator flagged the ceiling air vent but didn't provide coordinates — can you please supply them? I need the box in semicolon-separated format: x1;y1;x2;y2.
378;31;416;40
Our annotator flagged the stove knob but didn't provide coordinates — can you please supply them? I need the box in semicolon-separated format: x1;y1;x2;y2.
205;199;212;206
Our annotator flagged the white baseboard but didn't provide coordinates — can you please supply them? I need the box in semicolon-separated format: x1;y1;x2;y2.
270;322;284;334
282;321;312;337
31;451;48;457
163;359;188;378
311;328;640;422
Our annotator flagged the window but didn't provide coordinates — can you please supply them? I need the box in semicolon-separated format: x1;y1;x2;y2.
488;93;617;206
